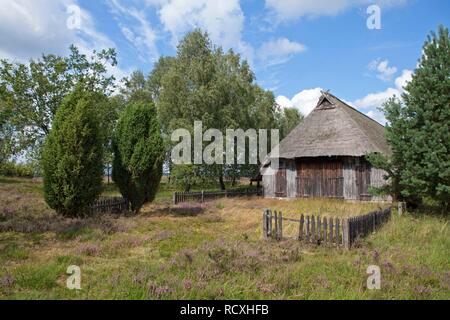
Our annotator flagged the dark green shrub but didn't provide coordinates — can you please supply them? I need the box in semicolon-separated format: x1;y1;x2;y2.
112;101;164;213
41;88;105;217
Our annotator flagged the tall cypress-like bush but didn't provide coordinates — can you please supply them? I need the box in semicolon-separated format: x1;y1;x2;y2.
41;87;104;216
112;101;164;213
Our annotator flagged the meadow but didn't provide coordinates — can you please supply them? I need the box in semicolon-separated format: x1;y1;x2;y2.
0;177;448;299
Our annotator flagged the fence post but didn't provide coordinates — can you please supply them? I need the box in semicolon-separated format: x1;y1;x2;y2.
306;215;310;242
268;209;273;238
317;215;321;242
330;217;334;245
343;218;350;249
201;190;204;203
263;209;268;239
278;212;283;240
299;214;304;241
398;202;406;216
274;211;278;240
173;192;177;205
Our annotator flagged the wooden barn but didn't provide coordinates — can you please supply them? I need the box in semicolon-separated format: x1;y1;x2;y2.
261;92;391;201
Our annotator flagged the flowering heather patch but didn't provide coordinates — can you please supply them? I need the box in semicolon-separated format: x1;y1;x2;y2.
0;177;448;300
74;243;102;257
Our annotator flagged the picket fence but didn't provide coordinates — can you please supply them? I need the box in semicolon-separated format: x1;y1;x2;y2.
263;207;392;249
88;196;129;214
173;188;263;204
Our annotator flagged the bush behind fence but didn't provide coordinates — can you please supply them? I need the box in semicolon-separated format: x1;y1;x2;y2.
263;207;392;249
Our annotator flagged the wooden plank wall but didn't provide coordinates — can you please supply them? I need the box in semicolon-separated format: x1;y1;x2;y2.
264;156;391;201
370;167;392;201
286;160;297;198
343;157;358;200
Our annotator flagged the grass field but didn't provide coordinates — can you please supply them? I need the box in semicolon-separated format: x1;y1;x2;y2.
0;177;448;299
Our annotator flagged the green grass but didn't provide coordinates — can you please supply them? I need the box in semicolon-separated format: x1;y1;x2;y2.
0;177;448;300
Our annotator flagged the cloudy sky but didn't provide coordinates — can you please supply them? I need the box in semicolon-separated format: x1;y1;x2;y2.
0;0;448;124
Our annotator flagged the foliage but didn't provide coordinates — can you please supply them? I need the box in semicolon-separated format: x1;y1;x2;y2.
41;87;105;216
112;101;164;213
146;56;176;103
170;164;211;192
278;107;303;139
368;26;450;209
0;45;117;162
399;25;450;208
156;30;279;189
0;162;34;178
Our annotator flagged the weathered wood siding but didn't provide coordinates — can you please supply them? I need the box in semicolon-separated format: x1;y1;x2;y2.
264;156;391;201
343;157;358;200
286;160;297;198
370;167;392;201
296;158;344;198
344;157;390;201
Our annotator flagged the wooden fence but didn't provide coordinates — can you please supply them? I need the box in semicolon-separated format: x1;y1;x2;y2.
263;207;392;249
88;197;129;214
173;188;263;204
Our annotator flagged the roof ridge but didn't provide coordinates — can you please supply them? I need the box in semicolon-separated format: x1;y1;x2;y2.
327;93;388;153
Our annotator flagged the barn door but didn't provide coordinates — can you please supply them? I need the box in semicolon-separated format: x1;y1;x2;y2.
297;162;312;197
356;163;371;200
275;168;287;197
297;159;343;198
322;161;344;198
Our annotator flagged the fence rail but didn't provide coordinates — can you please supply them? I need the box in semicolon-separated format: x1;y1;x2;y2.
173;188;263;204
88;196;129;214
263;207;392;249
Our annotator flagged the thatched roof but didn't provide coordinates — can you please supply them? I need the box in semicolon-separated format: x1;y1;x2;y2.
275;92;391;159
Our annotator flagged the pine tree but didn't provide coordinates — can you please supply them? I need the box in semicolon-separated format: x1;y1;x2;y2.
400;25;450;208
41;87;105;216
368;26;450;209
112;101;164;213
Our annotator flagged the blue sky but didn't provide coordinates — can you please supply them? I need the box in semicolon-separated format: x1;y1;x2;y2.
0;0;448;123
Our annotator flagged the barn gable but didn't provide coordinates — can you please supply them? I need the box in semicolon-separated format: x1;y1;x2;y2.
277;92;391;159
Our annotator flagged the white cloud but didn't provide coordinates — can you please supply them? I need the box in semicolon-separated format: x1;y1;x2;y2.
365;110;387;125
354;69;412;110
265;0;408;21
107;0;159;63
151;0;253;62
0;0;116;61
259;38;306;66
353;87;400;110
395;69;413;91
0;0;131;88
276;87;323;116
368;59;398;82
266;0;356;20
